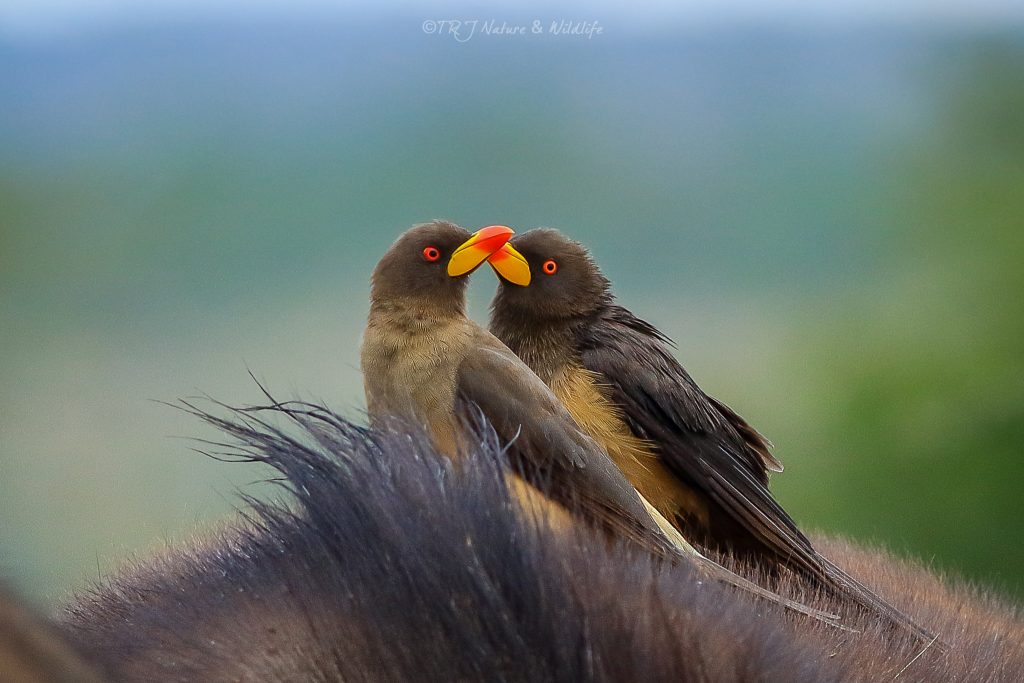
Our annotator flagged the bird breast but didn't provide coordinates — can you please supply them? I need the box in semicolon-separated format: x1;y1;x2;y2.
360;315;471;455
550;365;710;530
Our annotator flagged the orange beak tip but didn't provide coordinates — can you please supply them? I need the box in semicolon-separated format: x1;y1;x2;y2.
487;243;531;286
447;225;515;277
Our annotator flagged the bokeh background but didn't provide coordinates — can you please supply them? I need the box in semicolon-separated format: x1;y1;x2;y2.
2;1;1022;609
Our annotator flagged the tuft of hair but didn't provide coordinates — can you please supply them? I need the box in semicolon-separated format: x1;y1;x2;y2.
58;398;1023;682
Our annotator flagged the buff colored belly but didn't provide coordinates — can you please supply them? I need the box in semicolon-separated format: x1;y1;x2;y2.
551;366;710;531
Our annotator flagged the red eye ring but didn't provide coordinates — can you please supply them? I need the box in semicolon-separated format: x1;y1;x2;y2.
423;246;441;262
542;259;557;275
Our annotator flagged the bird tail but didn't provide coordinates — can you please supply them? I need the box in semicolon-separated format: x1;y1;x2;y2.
638;493;849;629
695;558;853;630
813;554;940;645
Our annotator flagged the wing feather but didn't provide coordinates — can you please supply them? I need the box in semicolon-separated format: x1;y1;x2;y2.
579;306;935;641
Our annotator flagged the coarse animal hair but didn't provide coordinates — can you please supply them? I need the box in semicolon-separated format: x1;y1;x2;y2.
53;397;1023;682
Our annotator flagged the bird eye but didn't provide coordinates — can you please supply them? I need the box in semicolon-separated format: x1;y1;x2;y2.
542;259;557;275
423;246;441;262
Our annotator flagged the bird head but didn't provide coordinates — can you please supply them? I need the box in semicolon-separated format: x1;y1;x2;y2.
488;228;612;322
369;221;513;310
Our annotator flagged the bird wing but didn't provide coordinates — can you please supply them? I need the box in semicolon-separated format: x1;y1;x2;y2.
593;306;781;478
455;333;855;627
455;332;674;549
578;307;824;573
579;308;938;641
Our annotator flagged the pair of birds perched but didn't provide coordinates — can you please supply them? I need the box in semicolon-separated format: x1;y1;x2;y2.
360;220;932;640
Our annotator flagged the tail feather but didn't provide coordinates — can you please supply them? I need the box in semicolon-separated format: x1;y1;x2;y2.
639;493;845;627
815;555;940;645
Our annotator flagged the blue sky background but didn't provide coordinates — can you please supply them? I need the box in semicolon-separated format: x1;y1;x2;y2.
2;2;1023;608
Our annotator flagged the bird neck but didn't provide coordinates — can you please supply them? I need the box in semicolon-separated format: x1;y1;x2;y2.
368;295;465;335
490;315;582;385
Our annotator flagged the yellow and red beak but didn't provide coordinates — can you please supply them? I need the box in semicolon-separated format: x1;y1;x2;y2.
447;225;515;277
487;243;531;286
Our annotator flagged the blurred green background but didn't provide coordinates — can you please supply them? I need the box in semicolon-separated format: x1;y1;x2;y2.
1;4;1022;608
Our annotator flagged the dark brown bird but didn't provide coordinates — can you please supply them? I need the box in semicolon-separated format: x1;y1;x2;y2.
486;227;935;642
358;220;838;622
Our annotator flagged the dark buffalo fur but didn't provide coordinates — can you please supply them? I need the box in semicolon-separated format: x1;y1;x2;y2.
0;585;106;683
56;400;1022;682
